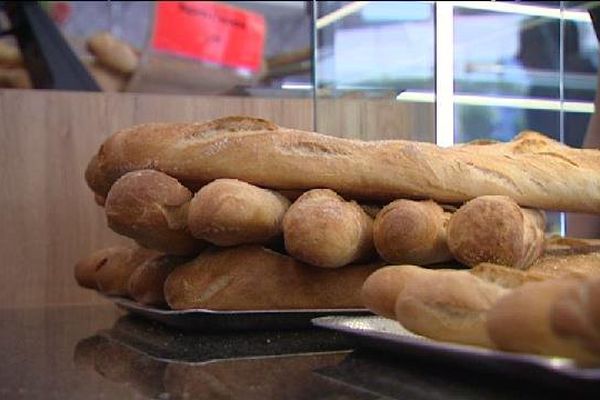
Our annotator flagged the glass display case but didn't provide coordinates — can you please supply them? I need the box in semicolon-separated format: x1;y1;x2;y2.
312;1;599;234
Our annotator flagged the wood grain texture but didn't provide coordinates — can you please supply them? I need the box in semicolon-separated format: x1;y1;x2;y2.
0;89;433;307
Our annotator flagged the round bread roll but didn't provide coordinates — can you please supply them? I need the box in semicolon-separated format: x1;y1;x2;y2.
127;255;187;306
373;199;452;265
94;245;161;296
187;178;290;246
447;195;546;269
105;169;205;255
282;189;374;268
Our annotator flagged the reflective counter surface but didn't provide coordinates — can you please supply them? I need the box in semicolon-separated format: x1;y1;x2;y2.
0;304;597;399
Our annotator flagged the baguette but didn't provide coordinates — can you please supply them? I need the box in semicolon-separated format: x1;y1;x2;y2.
486;279;600;364
164;245;381;310
373;199;452;265
127;255;188;306
84;244;161;296
105;170;205;255
447;196;546;269
86;116;600;213
282;189;374;268
361;265;507;348
529;251;600;279
188;178;290;246
74;246;128;290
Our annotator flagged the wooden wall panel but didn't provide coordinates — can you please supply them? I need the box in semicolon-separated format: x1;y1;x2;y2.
0;89;433;307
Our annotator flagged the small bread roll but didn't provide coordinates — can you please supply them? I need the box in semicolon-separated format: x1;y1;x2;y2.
127;255;187;306
187;179;290;246
94;245;161;296
373;199;452;265
86;31;139;74
487;279;600;364
282;189;374;268
164;245;380;310
0;41;23;67
105;170;205;255
447;195;546;269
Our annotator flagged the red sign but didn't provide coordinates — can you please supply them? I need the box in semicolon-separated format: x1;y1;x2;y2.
152;1;266;72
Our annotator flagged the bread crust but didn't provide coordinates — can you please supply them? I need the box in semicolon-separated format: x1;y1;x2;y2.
373;199;452;265
87;116;600;213
188;179;290;246
282;189;374;268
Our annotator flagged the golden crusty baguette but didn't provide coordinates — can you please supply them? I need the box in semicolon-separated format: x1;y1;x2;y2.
85;116;600;213
74;244;161;296
74;246;126;290
86;31;139;75
187;178;290;246
447;195;546;269
127;254;188;306
105;170;205;255
469;263;551;289
164;245;382;310
529;250;600;279
551;277;600;358
282;189;374;268
361;265;507;347
373;199;452;265
486;278;600;365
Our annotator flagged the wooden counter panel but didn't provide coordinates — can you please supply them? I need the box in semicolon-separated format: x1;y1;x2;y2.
0;90;433;307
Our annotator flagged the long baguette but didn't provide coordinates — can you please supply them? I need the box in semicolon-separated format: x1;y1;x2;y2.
86;116;600;213
188;178;290;246
164;245;382;310
282;189;374;268
447;196;546;269
373;199;452;265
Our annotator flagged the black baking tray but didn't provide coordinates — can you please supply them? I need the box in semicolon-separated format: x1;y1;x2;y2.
312;315;600;391
107;296;371;331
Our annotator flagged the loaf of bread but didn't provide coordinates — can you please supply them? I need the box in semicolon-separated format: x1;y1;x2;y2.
447;196;546;269
373;199;452;265
282;189;374;268
85;116;600;213
75;244;161;296
86;31;139;75
105;170;205;255
361;265;507;347
486;278;600;364
127;255;188;306
187;179;290;246
164;245;381;310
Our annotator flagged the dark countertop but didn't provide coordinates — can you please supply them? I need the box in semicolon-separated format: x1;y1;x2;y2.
0;304;597;399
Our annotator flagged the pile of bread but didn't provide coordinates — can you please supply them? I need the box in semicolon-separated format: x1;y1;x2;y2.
0;32;138;91
75;116;600;364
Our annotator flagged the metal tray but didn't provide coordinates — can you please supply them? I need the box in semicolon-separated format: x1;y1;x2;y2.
312;315;600;385
108;296;371;331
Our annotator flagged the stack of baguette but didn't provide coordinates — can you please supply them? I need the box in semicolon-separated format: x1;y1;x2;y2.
76;116;600;363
